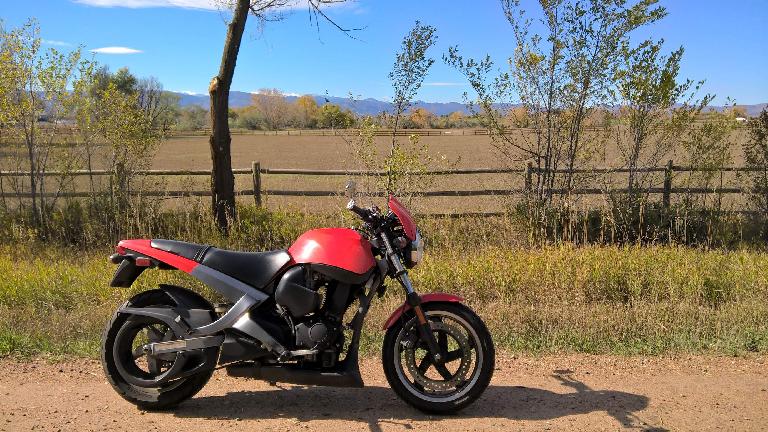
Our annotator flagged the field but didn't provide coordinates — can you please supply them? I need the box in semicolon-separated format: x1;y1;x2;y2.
3;128;749;214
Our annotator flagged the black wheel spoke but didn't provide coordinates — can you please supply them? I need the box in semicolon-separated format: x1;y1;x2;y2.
434;363;453;380
132;345;146;360
146;355;163;375
445;349;464;363
146;325;164;341
417;356;432;373
437;331;449;353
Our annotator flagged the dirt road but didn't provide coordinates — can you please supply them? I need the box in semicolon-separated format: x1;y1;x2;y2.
1;354;766;431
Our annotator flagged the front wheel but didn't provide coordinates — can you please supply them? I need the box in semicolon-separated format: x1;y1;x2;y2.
382;302;495;414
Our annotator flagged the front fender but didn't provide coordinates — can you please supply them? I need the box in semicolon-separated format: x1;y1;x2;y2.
382;293;464;330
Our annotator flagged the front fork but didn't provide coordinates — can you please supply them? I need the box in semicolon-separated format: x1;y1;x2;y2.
381;232;444;365
398;273;444;364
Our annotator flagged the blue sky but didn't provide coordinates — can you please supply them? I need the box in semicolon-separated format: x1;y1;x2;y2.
2;0;767;104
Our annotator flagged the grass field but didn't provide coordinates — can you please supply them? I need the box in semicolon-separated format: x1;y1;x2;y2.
1;129;764;359
1;239;766;359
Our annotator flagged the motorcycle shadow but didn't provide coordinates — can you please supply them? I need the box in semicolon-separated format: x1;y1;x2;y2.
173;372;667;431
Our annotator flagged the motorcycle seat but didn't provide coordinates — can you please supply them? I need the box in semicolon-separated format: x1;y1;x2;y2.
151;239;291;290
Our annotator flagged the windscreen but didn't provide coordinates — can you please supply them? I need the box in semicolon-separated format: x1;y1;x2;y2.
388;195;417;241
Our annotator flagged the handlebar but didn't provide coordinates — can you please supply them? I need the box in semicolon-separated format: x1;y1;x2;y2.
346;199;371;219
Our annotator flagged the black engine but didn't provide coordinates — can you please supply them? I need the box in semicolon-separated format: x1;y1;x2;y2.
274;265;357;351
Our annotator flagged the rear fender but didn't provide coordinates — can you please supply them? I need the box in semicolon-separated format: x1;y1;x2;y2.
382;293;465;330
119;286;216;331
110;258;146;288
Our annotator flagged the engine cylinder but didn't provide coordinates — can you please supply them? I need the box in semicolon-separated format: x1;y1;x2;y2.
274;266;320;317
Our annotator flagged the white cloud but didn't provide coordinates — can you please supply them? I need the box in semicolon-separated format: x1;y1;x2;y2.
42;39;73;47
72;0;339;11
90;46;143;54
424;82;464;87
176;90;205;95
74;0;219;9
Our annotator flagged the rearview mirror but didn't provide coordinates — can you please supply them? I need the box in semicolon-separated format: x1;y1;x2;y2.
344;180;357;199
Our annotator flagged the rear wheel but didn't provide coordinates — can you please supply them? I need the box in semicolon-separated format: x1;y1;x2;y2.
382;302;495;414
101;290;216;410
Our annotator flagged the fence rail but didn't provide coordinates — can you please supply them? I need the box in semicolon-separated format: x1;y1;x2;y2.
0;160;763;209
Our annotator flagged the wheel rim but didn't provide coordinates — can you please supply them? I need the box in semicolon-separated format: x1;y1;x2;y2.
113;315;185;390
393;310;484;403
129;322;175;376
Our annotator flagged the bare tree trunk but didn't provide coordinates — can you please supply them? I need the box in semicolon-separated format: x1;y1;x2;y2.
209;0;250;232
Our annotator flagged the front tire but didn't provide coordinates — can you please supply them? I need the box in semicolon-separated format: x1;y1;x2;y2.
382;302;495;414
101;289;215;410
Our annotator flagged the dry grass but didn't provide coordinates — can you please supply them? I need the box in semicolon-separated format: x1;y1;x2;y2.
0;127;752;213
1;243;766;358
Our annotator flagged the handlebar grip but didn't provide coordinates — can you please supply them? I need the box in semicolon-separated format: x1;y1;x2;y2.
346;200;369;219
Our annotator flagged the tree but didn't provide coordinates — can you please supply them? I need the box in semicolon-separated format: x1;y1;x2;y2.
743;109;768;213
295;94;319;128
386;21;437;193
0;19;92;230
408;107;435;129
136;76;180;132
208;0;356;232
447;0;667;206
251;88;291;130
347;22;452;205
94;82;162;218
616;39;710;199
177;105;209;130
316;103;354;129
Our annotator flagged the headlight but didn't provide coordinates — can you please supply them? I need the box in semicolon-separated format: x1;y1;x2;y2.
407;230;424;268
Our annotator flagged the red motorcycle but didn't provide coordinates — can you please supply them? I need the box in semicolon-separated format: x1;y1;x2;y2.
102;183;494;413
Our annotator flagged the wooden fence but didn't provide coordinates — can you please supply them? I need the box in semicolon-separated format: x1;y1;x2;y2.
0;161;763;212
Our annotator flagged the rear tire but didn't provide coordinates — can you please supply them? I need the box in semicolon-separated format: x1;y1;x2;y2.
382;302;495;414
101;289;215;410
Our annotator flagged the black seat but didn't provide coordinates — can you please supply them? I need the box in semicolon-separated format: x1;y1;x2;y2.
151;239;209;261
151;239;291;290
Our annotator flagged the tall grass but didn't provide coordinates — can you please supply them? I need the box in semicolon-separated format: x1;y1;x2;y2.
1;242;766;358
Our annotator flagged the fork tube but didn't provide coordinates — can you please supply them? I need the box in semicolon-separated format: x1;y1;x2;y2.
399;271;443;363
380;232;443;363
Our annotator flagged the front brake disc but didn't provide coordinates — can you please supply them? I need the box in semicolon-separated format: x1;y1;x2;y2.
403;321;472;393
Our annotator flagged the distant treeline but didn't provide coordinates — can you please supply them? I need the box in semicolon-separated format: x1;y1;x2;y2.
174;88;487;131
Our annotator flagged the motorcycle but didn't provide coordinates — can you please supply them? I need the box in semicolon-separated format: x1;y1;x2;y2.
101;182;494;413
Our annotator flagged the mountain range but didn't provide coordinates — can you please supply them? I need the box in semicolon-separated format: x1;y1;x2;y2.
172;91;767;117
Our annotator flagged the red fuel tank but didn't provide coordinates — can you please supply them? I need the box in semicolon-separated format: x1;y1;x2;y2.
288;228;376;275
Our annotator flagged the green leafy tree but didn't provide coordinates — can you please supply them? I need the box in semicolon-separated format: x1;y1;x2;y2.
94;83;162;216
0;19;92;230
385;21;437;193
616;39;712;199
176;105;210;130
679;107;739;214
316;103;354;129
348;23;454;206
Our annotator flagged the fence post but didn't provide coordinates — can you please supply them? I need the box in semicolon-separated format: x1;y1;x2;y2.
524;161;533;195
663;159;673;209
252;161;262;207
